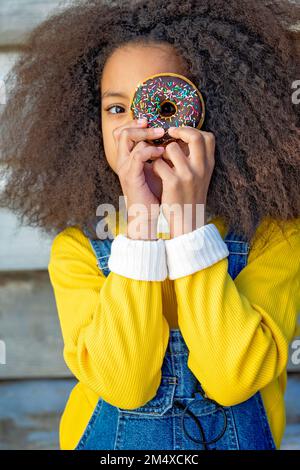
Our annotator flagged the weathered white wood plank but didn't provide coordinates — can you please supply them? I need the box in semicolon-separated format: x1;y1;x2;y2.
0;378;75;449
0;209;52;270
0;0;299;47
0;52;19;105
0;271;72;378
0;0;62;46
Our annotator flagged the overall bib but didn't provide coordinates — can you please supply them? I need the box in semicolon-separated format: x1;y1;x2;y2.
75;226;277;450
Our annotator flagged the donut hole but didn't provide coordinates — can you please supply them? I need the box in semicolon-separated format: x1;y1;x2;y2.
159;100;177;118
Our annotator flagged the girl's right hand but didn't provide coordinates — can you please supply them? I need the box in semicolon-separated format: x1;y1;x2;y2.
114;118;165;239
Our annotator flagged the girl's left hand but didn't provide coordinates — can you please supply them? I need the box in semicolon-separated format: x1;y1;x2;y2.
152;126;216;238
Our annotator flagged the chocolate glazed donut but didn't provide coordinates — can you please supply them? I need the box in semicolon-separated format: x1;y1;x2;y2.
130;72;205;163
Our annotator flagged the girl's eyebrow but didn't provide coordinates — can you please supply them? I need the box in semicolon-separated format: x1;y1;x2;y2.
101;90;129;100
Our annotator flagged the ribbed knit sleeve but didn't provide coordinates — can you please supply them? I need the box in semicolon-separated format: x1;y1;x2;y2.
108;234;168;280
48;226;170;409
165;223;229;279
169;221;300;407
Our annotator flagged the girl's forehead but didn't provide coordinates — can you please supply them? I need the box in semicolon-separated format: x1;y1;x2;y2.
101;44;186;92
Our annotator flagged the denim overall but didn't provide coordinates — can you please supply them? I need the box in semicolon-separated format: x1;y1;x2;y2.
75;225;277;450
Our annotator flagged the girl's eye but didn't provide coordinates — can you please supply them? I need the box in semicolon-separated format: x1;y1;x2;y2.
106;105;125;114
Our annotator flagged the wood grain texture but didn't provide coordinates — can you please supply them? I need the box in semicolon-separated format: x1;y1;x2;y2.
0;209;53;271
0;271;72;378
0;0;61;46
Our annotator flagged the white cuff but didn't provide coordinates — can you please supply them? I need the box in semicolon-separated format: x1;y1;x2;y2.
165;224;229;280
108;234;168;281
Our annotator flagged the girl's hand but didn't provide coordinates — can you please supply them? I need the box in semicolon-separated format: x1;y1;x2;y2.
114;119;165;239
152;126;216;238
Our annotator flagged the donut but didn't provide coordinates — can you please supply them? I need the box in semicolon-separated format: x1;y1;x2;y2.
130;72;205;149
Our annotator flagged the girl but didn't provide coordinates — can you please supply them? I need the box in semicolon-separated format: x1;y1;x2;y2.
1;0;299;451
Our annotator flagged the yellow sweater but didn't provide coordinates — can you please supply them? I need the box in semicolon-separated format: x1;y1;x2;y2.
48;213;300;450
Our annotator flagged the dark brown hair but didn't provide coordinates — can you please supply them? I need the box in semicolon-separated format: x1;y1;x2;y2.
1;0;299;244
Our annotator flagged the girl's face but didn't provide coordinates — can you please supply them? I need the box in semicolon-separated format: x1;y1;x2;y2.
101;43;188;179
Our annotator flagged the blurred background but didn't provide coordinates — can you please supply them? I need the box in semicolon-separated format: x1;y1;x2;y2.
0;0;300;450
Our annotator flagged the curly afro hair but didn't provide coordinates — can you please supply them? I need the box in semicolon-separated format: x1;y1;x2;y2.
1;0;299;243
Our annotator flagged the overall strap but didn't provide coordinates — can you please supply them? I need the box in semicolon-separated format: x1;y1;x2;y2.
82;222;113;277
90;237;112;277
223;228;250;280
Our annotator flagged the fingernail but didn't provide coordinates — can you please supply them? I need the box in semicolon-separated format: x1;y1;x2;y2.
154;128;164;134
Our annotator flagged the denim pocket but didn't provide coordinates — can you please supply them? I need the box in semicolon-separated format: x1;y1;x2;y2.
75;397;104;450
255;392;277;449
117;376;178;416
